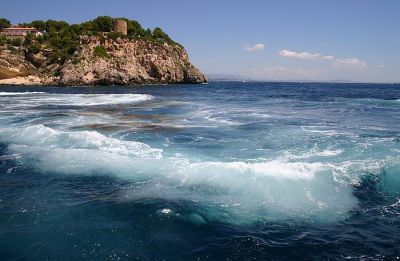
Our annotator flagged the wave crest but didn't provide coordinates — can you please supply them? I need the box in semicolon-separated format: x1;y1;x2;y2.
2;124;395;224
5;124;162;159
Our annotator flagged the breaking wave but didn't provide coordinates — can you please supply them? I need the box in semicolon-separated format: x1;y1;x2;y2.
0;88;399;226
0;93;153;106
0;124;381;224
46;93;154;106
0;91;46;96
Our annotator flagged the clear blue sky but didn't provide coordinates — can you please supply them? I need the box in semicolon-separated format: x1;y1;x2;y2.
2;0;399;82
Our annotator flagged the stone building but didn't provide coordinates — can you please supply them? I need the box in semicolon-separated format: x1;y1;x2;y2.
113;20;127;35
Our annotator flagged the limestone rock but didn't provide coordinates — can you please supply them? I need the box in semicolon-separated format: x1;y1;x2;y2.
0;36;207;86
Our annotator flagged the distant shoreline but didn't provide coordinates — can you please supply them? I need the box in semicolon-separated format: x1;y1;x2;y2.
206;79;400;85
0;79;398;87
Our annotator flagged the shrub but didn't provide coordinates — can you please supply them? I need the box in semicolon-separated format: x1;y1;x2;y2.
28;43;42;54
94;45;109;58
36;35;44;44
8;46;17;53
108;32;127;40
11;38;22;46
72;58;80;65
23;33;34;46
0;35;6;46
54;68;61;77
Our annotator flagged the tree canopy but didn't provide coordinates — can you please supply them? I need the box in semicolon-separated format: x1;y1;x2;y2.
1;16;180;65
0;18;11;30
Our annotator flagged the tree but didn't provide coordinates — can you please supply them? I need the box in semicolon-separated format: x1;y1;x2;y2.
23;33;35;46
80;21;96;33
0;18;11;30
30;20;46;30
127;20;144;36
145;29;152;37
46;20;69;32
152;27;172;42
69;24;82;35
93;16;113;32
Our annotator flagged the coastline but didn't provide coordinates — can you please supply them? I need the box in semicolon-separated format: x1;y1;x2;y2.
1;37;207;87
0;76;207;87
0;76;42;86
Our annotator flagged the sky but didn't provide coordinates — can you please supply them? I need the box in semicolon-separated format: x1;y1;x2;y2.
2;0;399;83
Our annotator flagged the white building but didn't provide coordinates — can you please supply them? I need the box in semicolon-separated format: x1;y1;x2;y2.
1;26;44;38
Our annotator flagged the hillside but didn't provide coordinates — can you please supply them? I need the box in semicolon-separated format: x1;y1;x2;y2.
0;16;207;85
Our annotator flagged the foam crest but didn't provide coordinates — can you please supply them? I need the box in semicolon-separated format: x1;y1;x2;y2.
54;93;153;106
182;160;322;181
171;160;357;222
7;123;392;224
0;92;46;96
2;124;358;223
0;93;153;106
286;149;343;160
6;124;162;159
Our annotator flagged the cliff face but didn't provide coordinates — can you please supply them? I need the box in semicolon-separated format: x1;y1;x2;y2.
0;49;34;78
59;37;207;85
0;36;207;86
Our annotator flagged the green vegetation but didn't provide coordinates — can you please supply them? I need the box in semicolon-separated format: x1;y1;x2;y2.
0;16;181;65
0;34;6;46
7;46;17;53
152;27;172;42
0;18;10;30
11;38;22;46
94;45;110;59
72;58;80;65
27;43;42;54
92;16;113;32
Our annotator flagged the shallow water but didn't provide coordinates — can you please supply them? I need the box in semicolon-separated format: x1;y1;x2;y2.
0;82;400;259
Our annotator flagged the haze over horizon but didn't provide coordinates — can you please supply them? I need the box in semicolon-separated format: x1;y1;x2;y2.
2;0;399;83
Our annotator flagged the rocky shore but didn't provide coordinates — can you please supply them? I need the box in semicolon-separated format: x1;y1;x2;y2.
0;36;207;86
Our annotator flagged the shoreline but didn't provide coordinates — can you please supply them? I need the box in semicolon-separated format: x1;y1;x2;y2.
0;76;207;87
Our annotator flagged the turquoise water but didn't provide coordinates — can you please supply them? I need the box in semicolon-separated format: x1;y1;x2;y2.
0;82;399;259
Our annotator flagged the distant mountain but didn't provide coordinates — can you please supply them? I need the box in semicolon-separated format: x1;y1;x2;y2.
206;73;254;82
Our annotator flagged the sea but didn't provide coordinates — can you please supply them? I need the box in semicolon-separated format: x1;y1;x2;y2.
0;82;399;260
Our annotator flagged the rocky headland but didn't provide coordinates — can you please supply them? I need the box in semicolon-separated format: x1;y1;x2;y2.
0;17;207;86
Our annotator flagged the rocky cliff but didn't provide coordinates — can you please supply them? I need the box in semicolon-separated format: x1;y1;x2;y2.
0;36;207;86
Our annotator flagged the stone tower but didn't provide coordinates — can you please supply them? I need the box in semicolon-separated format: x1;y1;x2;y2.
113;19;128;35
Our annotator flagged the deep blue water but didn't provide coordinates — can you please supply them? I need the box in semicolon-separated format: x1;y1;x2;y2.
0;82;400;260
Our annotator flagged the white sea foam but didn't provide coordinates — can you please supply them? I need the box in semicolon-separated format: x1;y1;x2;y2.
3;124;162;159
48;93;153;106
1;92;397;224
1;86;398;226
181;160;321;181
115;157;358;224
0;92;46;96
203;115;240;126
0;123;360;223
0;93;153;106
286;149;343;159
